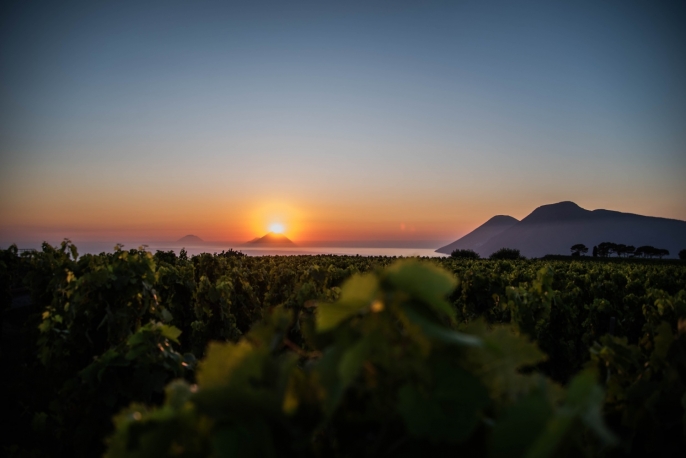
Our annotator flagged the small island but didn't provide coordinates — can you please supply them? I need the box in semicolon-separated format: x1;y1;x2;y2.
246;232;296;247
177;234;204;243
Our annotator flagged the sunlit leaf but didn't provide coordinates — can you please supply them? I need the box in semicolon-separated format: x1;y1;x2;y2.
196;341;263;389
385;260;457;319
158;324;182;344
316;273;378;332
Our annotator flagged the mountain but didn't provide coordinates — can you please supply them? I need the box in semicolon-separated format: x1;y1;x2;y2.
436;215;519;254
437;201;686;258
247;232;297;247
177;234;204;243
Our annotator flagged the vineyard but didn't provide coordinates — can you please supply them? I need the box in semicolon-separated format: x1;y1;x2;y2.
1;241;685;457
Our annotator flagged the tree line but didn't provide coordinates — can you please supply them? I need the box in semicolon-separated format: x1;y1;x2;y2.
450;245;686;260
450;247;524;260
571;243;686;259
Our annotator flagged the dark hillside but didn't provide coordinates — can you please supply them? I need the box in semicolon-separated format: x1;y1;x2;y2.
436;215;518;254
438;202;686;258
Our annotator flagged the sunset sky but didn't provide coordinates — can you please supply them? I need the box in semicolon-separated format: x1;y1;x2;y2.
1;1;685;246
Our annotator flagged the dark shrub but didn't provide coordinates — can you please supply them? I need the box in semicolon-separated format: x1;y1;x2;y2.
450;249;480;259
489;248;524;260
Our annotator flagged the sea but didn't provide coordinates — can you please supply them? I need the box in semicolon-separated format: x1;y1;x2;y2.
12;241;449;258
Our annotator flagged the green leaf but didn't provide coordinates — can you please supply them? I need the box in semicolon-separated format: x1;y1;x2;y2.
316;274;378;332
338;334;373;388
401;305;482;347
282;369;313;415
160;308;173;323
652;321;674;362
164;379;194;410
384;260;457;319
159;324;182;344
313;346;347;416
196;341;264;390
462;322;547;401
69;243;78;260
524;372;617;458
564;372;617;447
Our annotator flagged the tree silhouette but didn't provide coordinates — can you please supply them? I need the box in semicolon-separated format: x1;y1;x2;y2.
656;248;669;259
634;246;670;259
634;245;656;258
592;246;598;257
450;249;480;259
597;242;617;257
489;248;524;260
570;244;588;256
679;249;686;260
615;244;638;257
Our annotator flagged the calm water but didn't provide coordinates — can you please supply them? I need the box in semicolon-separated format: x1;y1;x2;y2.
17;241;448;258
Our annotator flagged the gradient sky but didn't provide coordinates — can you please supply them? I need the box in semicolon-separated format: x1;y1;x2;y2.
1;0;685;245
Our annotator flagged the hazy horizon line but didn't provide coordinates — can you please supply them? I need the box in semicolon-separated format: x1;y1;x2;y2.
1;238;455;250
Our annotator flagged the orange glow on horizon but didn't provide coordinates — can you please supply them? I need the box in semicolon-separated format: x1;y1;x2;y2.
0;193;485;243
246;201;303;241
9;187;679;246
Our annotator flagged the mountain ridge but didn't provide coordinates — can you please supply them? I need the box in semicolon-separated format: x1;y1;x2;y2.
437;202;686;258
436;215;518;254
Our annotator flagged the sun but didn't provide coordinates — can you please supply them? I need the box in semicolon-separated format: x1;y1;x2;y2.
269;223;285;234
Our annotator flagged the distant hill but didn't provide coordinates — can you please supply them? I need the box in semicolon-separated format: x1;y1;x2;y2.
247;232;296;247
177;234;203;243
436;215;518;254
437;201;686;258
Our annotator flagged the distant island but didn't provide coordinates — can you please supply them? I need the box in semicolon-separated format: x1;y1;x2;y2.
177;234;204;243
246;232;297;247
437;201;686;259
